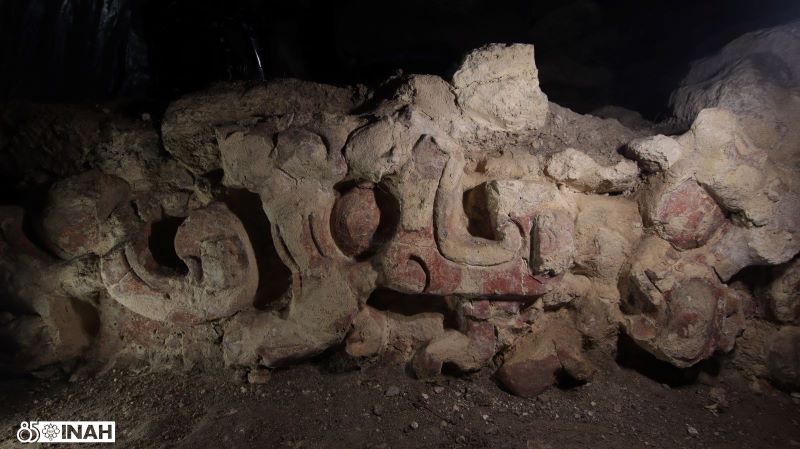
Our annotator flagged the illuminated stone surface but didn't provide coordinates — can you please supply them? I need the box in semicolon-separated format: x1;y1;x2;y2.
1;35;799;394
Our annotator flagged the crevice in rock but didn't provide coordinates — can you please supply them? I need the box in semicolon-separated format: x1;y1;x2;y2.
366;288;457;329
203;168;225;186
728;264;777;290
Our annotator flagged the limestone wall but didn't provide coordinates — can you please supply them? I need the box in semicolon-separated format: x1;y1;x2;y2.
1;34;798;394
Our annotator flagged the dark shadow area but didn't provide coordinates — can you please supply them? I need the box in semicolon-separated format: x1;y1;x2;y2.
1;0;799;119
148;215;188;275
367;288;458;330
372;184;402;257
315;344;366;374
728;264;776;318
463;183;495;241
203;168;225;186
0;331;20;376
69;298;101;338
615;333;699;387
367;288;450;316
222;188;292;310
441;362;471;378
19;185;60;259
554;369;588;390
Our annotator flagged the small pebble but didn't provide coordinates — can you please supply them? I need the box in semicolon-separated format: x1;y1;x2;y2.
385;386;400;397
410;421;419;430
434;386;445;394
687;425;699;437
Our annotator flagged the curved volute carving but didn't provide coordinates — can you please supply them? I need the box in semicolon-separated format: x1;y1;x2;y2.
101;202;258;324
434;150;522;267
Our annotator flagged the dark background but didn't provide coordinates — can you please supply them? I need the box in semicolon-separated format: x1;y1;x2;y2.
1;0;799;119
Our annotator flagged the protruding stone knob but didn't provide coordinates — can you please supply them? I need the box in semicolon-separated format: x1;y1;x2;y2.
331;183;382;258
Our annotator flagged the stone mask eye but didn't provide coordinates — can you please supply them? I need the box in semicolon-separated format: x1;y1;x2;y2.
330;181;400;260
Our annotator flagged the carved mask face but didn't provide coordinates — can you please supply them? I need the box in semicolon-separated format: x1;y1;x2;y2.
9;44;791;392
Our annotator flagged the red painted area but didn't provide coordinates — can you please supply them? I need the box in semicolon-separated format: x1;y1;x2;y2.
380;224;559;298
657;180;725;249
53;213;96;255
480;268;556;298
463;320;497;362
461;300;493;319
331;184;381;257
380;227;461;294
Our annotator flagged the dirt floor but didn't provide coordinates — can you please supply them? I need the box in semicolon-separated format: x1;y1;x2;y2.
1;360;799;449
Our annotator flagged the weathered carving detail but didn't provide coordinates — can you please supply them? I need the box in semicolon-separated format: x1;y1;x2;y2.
2;34;799;394
101;202;258;324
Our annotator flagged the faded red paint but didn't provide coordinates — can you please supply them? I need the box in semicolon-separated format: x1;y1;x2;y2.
657;180;725;250
480;269;557;298
52;213;97;256
380;227;462;294
331;183;381;257
379;223;559;298
463;320;497;362
461;300;493;320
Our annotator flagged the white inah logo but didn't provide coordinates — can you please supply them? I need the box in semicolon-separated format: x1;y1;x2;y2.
16;421;116;444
